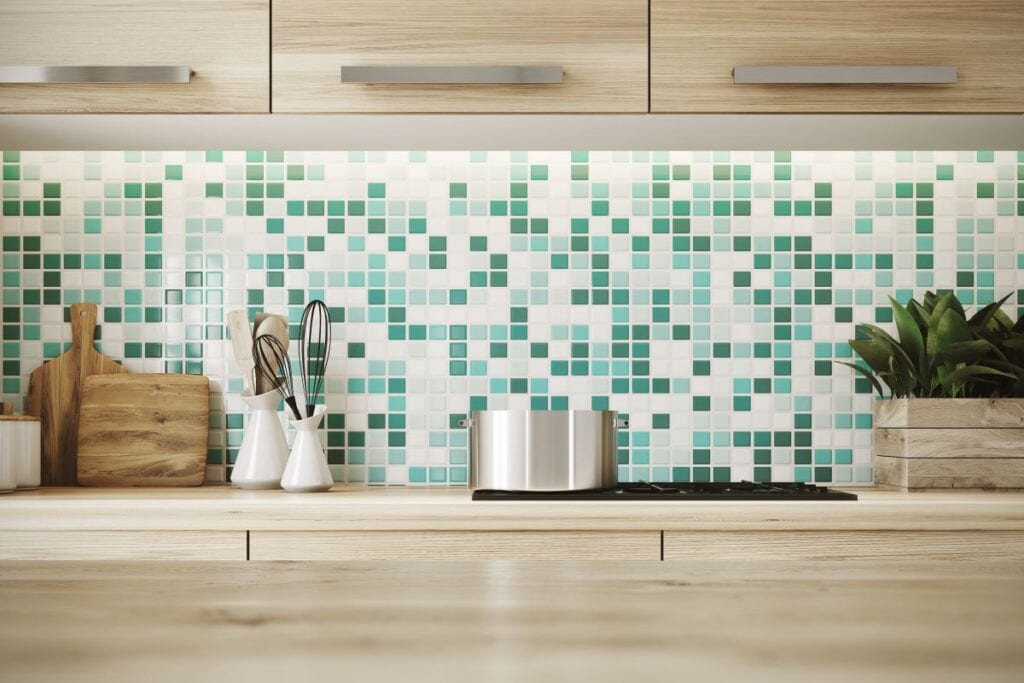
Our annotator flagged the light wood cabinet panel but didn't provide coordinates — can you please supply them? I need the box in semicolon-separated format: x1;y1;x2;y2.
272;0;648;113
651;1;1024;113
250;530;660;560
0;531;247;560
663;531;1024;562
0;1;269;113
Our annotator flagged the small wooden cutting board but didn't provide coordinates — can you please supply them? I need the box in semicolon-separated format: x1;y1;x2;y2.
26;303;130;486
77;374;210;487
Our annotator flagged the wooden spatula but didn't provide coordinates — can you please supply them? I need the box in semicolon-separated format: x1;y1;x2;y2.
25;303;130;485
226;310;256;393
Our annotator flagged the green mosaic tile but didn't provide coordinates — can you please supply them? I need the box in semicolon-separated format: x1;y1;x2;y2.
0;150;1020;486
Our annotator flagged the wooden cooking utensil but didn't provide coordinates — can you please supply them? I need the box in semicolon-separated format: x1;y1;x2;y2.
77;374;210;487
26;303;130;486
226;309;256;393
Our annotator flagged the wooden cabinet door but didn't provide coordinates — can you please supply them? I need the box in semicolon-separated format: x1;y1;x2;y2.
652;0;1024;113
0;531;247;560
272;0;648;113
0;0;269;113
663;531;1024;562
250;530;661;560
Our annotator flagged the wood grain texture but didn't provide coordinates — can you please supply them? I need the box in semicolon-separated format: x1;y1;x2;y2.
77;374;209;487
3;487;1023;532
1;560;1022;683
651;0;1024;113
25;303;129;486
0;531;244;560
875;454;1024;490
0;0;269;113
875;427;1024;459
272;0;647;113
664;530;1024;562
249;530;660;560
225;309;255;393
875;399;1024;429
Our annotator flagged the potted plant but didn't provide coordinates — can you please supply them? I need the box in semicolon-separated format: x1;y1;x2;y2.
839;291;1024;490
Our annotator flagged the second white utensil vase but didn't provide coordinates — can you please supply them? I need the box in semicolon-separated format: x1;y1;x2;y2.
281;405;332;493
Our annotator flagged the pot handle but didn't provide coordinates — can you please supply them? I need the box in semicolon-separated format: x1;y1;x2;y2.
615;418;629;429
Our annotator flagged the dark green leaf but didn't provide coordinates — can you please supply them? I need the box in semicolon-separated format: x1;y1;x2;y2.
835;361;885;397
890;296;926;370
967;293;1012;328
939;365;1016;391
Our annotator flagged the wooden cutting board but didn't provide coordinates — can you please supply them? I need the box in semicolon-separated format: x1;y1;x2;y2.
26;303;130;485
77;374;210;487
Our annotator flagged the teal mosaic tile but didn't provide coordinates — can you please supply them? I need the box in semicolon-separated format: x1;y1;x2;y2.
1;151;1022;486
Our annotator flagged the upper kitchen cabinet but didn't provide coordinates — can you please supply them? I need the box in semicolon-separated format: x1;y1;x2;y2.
0;0;269;113
651;1;1024;113
271;0;648;113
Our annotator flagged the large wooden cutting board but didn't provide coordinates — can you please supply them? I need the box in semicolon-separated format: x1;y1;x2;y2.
26;303;130;486
77;374;210;487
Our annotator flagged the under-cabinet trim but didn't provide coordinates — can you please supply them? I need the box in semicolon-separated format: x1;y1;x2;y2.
1;113;1021;150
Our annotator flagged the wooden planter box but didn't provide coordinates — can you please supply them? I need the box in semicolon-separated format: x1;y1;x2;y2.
874;399;1024;490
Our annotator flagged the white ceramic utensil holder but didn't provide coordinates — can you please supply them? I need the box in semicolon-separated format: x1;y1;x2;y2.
281;405;332;493
0;428;15;493
231;388;289;490
0;416;40;492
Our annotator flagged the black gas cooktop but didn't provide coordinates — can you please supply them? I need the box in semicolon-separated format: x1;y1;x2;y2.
472;481;857;501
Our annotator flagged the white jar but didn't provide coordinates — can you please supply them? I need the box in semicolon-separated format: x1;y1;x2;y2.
0;416;41;491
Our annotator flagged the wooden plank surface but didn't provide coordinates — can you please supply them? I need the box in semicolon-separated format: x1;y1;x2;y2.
651;0;1024;113
874;399;1024;429
77;374;210;487
874;427;1024;459
272;0;648;112
250;530;660;560
664;530;1024;562
0;531;245;560
875;455;1024;490
0;0;268;113
2;487;1022;532
25;304;130;485
1;559;1022;682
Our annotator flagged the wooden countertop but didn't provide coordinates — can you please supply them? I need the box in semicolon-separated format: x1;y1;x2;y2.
2;485;1023;531
1;558;1022;683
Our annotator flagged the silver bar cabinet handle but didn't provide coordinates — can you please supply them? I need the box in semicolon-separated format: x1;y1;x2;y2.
0;66;192;84
340;65;563;84
733;65;957;85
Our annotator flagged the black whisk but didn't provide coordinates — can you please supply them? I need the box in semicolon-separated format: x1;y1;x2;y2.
253;333;303;420
299;299;332;417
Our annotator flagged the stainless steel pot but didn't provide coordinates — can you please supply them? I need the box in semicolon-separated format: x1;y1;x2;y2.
462;410;627;492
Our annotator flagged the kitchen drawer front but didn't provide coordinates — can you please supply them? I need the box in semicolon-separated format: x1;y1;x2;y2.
663;531;1024;562
250;530;660;560
0;531;247;560
272;0;648;113
651;0;1024;113
0;0;269;113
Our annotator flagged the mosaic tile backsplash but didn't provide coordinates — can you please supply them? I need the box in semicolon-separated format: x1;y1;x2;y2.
1;150;1022;486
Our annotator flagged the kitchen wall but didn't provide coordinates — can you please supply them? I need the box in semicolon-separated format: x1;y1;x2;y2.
1;150;1021;486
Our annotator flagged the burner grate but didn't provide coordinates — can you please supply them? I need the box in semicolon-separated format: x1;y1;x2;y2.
472;481;858;501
